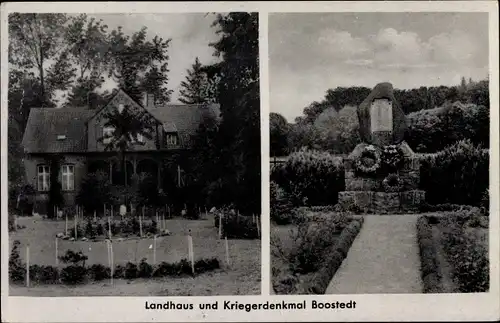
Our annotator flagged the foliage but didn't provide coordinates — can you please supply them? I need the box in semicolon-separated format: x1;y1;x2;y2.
270;182;294;225
201;12;260;214
270;113;290;157
420;140;488;206
441;216;489;292
69;217;159;239
108;26;173;103
99;104;155;187
288;212;350;273
9;241;25;282
416;216;442;293
76;171;112;213
58;250;88;266
272;149;344;206
221;212;260;239
60;265;87;285
179;57;217;104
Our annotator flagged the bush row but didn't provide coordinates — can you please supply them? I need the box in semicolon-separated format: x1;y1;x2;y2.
9;242;220;285
440;217;489;292
416;216;443;293
271;149;344;206
306;218;364;294
420;139;488;206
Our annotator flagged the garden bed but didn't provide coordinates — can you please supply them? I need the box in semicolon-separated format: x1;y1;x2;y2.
417;211;489;293
271;208;364;294
9;214;261;295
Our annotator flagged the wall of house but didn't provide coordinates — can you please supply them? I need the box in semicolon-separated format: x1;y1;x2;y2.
25;154;87;211
87;90;161;152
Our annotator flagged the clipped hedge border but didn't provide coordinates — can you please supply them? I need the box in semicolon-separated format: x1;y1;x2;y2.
306;217;364;294
416;216;443;293
10;257;220;286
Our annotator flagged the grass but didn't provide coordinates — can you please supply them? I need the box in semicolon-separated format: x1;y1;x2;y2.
9;214;260;296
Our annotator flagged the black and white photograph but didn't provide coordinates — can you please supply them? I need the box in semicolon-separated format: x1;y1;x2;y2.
270;12;491;295
6;11;261;296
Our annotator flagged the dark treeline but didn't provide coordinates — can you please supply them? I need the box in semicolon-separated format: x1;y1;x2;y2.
270;78;489;156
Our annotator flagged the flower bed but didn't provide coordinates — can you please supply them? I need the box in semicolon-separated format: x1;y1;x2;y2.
9;241;220;285
271;210;363;294
63;217;172;241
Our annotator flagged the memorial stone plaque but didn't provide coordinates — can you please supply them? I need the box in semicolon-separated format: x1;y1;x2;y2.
370;99;393;133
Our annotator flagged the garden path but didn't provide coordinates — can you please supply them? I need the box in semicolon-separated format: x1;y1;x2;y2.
326;215;423;294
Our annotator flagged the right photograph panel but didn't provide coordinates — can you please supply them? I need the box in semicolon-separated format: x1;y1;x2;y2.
269;12;490;295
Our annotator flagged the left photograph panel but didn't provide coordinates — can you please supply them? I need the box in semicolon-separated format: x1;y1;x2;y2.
7;12;261;296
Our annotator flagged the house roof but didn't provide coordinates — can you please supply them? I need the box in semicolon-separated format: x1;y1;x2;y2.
21;93;221;153
22;107;95;153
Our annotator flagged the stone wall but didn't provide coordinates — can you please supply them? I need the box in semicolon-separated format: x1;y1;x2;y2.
338;190;425;214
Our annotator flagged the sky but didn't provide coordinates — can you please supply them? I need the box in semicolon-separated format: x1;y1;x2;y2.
87;13;221;103
269;12;489;122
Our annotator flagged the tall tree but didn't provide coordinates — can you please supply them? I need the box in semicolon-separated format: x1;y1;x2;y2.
206;12;260;213
64;14;112;107
108;26;173;104
9;13;75;106
179;57;212;104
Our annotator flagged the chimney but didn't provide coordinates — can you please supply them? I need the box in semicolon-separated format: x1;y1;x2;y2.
88;92;98;110
143;93;155;109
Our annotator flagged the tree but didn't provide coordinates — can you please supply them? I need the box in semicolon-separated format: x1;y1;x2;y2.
99;104;155;186
64;14;112;107
9;13;75;106
201;12;260;213
179;57;212;104
270;113;289;157
108;26;173;104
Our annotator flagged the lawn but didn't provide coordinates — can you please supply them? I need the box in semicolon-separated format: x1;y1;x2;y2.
9;214;261;296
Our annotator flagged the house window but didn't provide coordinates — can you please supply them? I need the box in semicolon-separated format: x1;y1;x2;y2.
61;165;75;191
131;133;144;144
37;165;50;192
103;127;115;144
166;134;178;146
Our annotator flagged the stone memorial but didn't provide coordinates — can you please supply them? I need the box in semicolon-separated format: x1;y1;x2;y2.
338;82;425;214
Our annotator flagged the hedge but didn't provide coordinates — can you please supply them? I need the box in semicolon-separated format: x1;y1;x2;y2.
306;218;364;294
420;139;489;206
416;216;443;293
271;149;344;206
9;242;220;285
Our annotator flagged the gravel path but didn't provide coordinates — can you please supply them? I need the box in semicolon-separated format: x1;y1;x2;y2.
326;215;423;294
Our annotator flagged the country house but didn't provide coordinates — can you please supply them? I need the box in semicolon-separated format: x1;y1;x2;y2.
21;89;220;207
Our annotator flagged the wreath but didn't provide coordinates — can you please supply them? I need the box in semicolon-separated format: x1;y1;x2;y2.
381;145;405;171
355;145;381;175
382;173;403;192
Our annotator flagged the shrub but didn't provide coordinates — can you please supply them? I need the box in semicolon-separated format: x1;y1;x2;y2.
441;217;489;292
88;264;110;281
60;265;87;285
420;140;488;206
289;213;350;273
138;258;154;278
270;182;293;225
9;241;25;282
15;184;36;216
271;148;344;206
416;216;442;293
76;171;111;213
124;262;138;279
29;265;59;284
58;250;88;266
222;213;259;239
